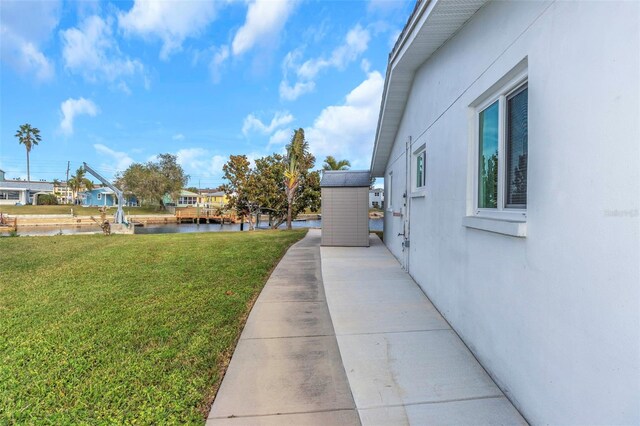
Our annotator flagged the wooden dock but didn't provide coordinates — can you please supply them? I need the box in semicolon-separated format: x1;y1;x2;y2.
175;207;237;224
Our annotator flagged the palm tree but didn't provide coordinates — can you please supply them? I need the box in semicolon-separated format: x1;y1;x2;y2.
68;167;94;204
15;123;41;181
322;156;351;171
284;129;309;230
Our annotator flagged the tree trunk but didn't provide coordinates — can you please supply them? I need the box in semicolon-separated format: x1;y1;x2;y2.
26;149;30;182
286;200;293;229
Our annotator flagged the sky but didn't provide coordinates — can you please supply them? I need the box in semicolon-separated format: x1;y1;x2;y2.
0;0;412;187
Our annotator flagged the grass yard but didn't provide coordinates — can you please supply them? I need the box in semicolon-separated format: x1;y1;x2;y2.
0;230;306;424
0;205;171;215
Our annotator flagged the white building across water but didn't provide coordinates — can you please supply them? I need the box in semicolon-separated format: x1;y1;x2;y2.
0;169;54;205
370;1;639;424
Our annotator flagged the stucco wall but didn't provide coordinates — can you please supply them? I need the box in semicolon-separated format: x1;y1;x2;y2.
383;1;639;424
322;187;369;247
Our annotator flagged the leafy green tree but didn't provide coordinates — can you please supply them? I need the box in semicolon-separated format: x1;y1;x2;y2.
252;154;287;228
322;156;350;171
68;167;94;204
15;123;41;181
221;155;252;226
117;154;188;209
222;155;269;230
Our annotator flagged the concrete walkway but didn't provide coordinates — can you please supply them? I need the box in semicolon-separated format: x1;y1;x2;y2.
321;231;527;425
209;229;526;425
207;231;360;425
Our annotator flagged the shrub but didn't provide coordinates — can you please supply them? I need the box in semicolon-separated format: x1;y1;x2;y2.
37;194;58;205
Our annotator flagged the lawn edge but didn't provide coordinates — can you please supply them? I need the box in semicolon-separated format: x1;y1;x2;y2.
198;229;309;419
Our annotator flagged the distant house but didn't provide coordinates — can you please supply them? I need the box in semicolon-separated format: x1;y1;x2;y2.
82;187;138;207
53;182;73;204
368;188;384;209
0;169;54;205
199;189;228;208
163;189;200;208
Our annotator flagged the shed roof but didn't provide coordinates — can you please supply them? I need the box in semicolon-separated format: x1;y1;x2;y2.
320;170;370;188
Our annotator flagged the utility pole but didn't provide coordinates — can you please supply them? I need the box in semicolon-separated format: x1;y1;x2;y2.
65;161;70;205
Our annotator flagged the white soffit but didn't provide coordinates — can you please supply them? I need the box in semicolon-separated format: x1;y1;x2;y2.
370;0;488;176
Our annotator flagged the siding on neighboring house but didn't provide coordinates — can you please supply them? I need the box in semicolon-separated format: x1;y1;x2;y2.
82;188;138;207
371;1;639;424
82;188;117;207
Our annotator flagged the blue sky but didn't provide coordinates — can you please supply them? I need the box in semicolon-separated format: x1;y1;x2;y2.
0;0;411;187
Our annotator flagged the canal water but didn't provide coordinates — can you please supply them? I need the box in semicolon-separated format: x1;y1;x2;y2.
5;219;383;237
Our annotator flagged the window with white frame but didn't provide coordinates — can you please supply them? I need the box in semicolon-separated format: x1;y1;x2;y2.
414;147;426;191
476;81;528;217
97;193;102;200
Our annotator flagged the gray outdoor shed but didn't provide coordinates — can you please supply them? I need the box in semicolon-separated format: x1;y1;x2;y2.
320;170;370;247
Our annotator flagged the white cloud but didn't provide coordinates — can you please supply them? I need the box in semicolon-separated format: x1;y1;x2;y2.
175;148;227;179
60;97;99;135
279;80;315;102
360;58;371;73
208;44;229;83
94;143;134;172
60;15;145;86
210;155;227;175
268;128;292;147
280;24;370;101
306;71;384;169
242;111;294;136
173;133;185;141
118;0;218;60
0;0;60;82
232;0;297;56
208;0;296;83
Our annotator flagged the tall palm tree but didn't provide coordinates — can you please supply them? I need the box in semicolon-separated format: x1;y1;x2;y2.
322;156;350;171
284;129;310;230
15;123;41;181
68;167;94;204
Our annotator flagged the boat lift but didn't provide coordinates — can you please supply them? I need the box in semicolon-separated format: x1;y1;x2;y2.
83;162;127;225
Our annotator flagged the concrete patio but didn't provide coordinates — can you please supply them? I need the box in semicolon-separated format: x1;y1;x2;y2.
208;229;527;425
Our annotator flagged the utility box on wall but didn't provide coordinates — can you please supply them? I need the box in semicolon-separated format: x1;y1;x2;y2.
320;170;370;247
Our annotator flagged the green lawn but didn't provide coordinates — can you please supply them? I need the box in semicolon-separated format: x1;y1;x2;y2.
0;230;306;424
0;205;171;215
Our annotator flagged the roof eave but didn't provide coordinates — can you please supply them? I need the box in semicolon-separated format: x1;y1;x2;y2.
370;0;489;177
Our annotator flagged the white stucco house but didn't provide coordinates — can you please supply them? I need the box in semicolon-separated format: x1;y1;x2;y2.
370;1;639;424
368;188;384;209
